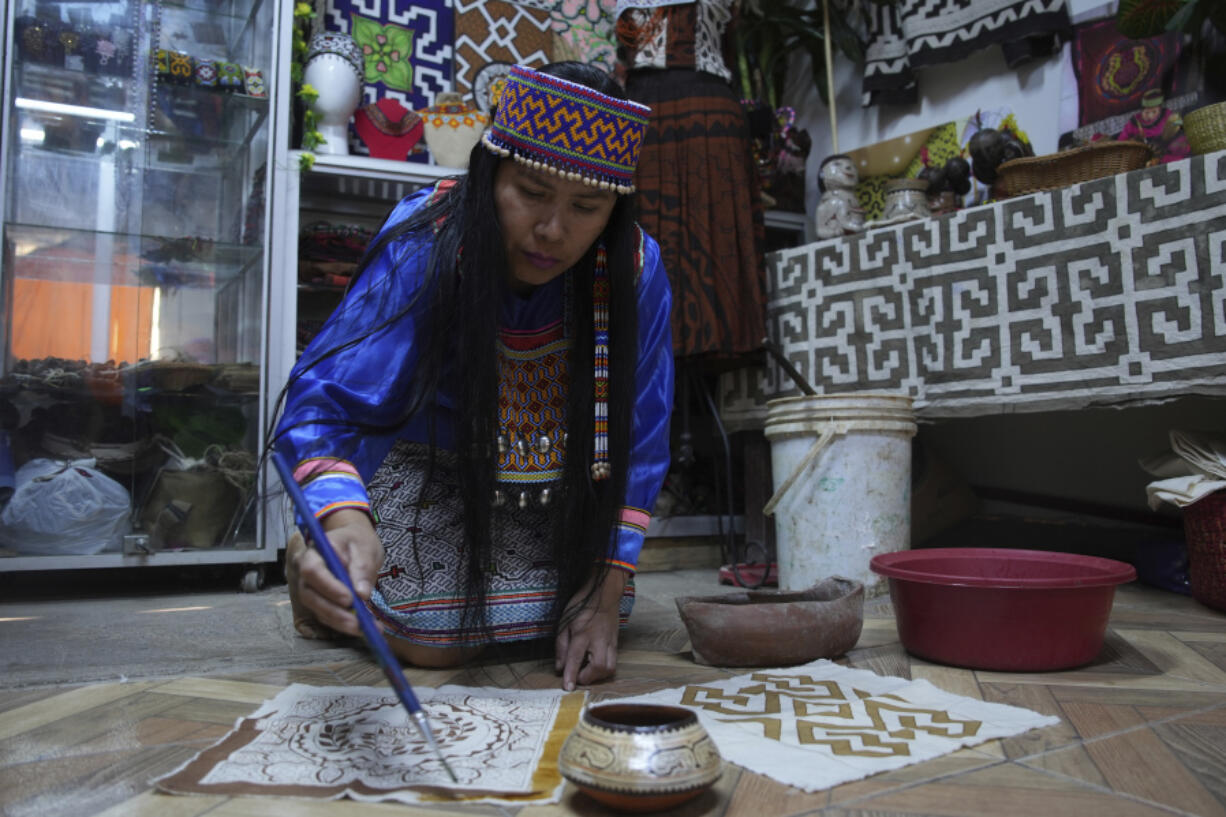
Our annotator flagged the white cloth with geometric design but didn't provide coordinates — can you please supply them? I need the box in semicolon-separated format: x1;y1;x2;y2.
608;660;1060;792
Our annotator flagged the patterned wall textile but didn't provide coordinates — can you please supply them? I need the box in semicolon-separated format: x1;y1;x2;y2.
863;0;1070;107
157;684;583;805
1072;18;1187;128
454;0;551;103
325;0;454;112
611;660;1058;792
718;150;1226;430
531;0;619;74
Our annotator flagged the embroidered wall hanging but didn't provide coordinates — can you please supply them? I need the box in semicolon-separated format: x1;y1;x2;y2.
323;0;454;112
610;660;1059;792
454;0;551;105
508;0;619;74
863;0;1071;107
1071;18;1187;128
156;684;583;805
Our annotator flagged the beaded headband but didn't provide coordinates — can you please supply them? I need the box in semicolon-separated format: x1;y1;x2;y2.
481;65;650;194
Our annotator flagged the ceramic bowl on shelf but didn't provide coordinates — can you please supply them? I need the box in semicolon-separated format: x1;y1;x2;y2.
557;703;721;812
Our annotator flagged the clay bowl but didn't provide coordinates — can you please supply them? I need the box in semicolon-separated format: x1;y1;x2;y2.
557;703;722;812
676;575;864;666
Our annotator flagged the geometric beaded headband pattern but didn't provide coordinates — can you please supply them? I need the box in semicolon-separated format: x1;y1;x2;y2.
481;65;651;194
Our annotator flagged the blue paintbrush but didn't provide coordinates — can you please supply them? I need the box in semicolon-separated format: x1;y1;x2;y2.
271;450;458;783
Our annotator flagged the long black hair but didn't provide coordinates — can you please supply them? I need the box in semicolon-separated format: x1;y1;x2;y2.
274;61;640;644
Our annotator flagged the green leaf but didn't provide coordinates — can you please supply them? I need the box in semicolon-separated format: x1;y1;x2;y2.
1116;0;1183;38
376;57;413;91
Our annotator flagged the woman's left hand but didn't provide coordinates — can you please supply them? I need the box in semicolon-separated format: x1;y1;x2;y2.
555;567;629;691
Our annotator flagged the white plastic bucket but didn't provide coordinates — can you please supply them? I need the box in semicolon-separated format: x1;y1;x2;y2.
763;393;917;595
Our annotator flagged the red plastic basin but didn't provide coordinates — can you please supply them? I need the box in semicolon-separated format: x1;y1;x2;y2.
870;548;1137;672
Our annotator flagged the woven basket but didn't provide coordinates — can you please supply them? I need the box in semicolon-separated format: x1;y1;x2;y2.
1183;489;1226;612
1184;100;1226;156
995;140;1154;198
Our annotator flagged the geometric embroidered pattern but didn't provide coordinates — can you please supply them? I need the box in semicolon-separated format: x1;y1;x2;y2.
482;65;650;193
497;322;569;485
862;0;1069;106
719;151;1226;428
453;0;551;104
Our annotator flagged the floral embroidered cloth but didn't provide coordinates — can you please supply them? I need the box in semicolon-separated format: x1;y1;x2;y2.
157;684;584;805
609;660;1060;792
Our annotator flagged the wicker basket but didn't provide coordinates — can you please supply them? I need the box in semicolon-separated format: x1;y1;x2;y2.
1183;489;1226;612
1184;100;1226;156
995;140;1154;198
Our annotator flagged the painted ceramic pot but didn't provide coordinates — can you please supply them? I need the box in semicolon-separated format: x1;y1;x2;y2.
558;703;721;812
880;178;932;222
417;92;489;169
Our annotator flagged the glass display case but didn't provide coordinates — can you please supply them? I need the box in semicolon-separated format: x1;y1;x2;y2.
0;0;278;583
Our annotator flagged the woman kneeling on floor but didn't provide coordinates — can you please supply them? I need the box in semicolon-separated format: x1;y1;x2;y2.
273;62;674;692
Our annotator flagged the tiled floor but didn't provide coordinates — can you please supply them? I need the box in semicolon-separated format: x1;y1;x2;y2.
2;570;1226;817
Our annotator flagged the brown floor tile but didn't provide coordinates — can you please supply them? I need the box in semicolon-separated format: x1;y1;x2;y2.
0;682;157;743
92;790;227;816
0;744;200;817
1023;717;1226;817
824;751;1004;808
208;666;349;687
843;645;913;682
0;688;67;715
1180;636;1226;674
830;761;1183;817
0;690;190;765
724;768;829;817
977;682;1080;759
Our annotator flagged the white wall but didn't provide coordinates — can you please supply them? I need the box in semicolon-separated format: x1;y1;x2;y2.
785;0;1116;241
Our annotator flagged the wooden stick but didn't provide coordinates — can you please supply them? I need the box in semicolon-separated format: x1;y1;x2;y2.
823;0;838;154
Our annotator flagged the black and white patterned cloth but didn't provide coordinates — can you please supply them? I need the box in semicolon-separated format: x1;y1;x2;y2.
719;150;1226;427
863;0;1071;107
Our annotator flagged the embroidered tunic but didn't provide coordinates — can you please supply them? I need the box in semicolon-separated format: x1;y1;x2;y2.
275;185;674;572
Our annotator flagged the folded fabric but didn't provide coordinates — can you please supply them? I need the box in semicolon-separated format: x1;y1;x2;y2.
1147;474;1226;510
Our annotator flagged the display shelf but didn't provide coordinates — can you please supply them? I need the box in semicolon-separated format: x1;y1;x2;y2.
293;150;459;185
6;222;262;286
14;61;130;113
0;548;265;573
157;0;269;63
1;0;280;577
763;208;805;234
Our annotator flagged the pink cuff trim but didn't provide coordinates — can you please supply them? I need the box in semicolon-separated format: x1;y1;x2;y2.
618;507;651;532
293;458;360;484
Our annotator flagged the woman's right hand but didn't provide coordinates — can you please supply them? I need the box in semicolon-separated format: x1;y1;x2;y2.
286;508;385;637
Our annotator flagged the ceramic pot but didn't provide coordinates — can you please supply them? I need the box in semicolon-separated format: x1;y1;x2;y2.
558;703;721;812
417;92;489;169
676;575;865;667
881;178;932;222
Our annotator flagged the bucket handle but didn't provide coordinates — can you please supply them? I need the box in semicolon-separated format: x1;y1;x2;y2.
762;423;844;516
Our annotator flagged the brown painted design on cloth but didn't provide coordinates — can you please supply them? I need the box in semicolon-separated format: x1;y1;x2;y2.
680;673;983;757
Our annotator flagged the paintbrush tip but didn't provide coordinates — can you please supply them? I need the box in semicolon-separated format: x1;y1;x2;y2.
440;753;459;783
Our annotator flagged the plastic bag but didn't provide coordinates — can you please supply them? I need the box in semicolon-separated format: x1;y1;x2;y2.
0;458;131;555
